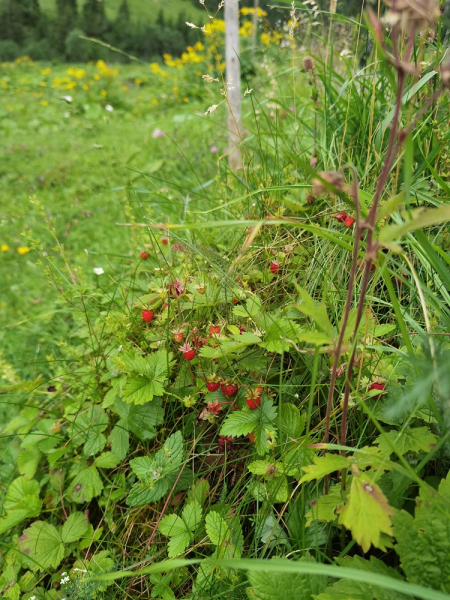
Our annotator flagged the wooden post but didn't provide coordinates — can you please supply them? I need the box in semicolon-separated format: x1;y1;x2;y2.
225;0;242;170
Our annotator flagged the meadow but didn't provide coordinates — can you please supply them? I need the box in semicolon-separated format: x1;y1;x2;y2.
1;3;450;600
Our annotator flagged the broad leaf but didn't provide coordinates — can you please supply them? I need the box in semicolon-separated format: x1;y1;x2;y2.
61;511;89;544
374;427;436;457
19;521;64;571
300;454;350;483
315;555;408;600
17;449;42;480
246;554;328;600
109;420;130;460
338;474;393;553
393;472;450;592
68;463;103;503
306;484;343;526
94;452;120;468
0;495;42;535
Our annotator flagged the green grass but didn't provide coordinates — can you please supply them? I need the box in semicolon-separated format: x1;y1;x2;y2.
39;0;204;23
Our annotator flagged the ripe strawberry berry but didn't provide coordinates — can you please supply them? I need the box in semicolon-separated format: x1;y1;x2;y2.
270;260;280;274
140;251;149;260
206;381;220;393
369;382;386;400
333;212;347;222
344;216;355;227
246;396;261;409
161;237;169;245
142;309;154;323
209;325;221;335
179;342;195;361
221;383;238;397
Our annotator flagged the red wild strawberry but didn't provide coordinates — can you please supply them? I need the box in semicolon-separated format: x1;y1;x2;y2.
270;260;280;275
142;309;154;323
344;216;355;227
161;237;169;245
140;251;149;260
233;298;238;304
369;382;386;400
179;342;195;361
333;212;347;222
206;381;220;393
246;396;261;410
221;383;238;397
209;325;221;335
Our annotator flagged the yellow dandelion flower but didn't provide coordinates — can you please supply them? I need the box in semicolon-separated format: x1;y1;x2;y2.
17;246;31;255
101;90;107;98
41;67;51;75
40;81;47;87
1;244;9;252
82;84;89;91
40;100;49;106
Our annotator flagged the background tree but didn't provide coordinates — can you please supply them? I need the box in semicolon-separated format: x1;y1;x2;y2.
82;0;108;38
56;0;78;54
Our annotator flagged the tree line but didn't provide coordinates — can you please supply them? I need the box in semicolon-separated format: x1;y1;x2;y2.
0;0;204;62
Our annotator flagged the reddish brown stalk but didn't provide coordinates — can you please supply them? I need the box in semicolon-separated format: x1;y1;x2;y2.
323;18;429;491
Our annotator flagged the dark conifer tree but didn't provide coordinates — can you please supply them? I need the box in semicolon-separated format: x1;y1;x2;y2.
82;0;108;38
56;0;78;54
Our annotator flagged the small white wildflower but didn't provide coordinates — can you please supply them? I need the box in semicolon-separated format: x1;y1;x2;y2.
244;88;253;96
105;104;113;112
93;267;104;275
30;596;36;600
204;104;219;115
202;74;219;83
61;573;67;576
60;575;70;585
218;0;224;9
186;22;198;28
61;96;72;103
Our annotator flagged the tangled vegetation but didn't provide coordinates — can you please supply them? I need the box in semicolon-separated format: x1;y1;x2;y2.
1;1;450;599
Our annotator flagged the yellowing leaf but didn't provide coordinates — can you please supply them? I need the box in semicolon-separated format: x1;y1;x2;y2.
338;475;393;553
300;454;350;484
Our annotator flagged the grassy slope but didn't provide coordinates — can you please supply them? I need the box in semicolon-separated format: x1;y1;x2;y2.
39;0;204;23
0;62;223;380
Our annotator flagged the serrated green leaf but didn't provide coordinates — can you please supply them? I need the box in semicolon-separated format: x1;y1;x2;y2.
109;420;129;461
295;288;333;337
69;405;109;449
300;454;350;483
246;554;329;599
186;479;209;507
315;555;408;600
68;463;103;503
127;480;169;507
159;514;187;537
94;451;120;468
205;512;230;547
261;318;304;353
0;496;42;535
18;521;64;571
279;404;305;440
220;396;277;455
306;485;343;526
82;431;107;457
374;427;436;457
17;449;42;480
4;477;40;511
338;474;393;553
393;471;450;592
61;511;89;544
167;532;192;558
182;501;202;531
127;400;164;440
122;376;165;405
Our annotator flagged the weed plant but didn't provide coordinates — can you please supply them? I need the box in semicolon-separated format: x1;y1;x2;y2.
1;2;450;600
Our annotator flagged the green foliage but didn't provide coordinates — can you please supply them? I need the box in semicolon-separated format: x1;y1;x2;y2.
393;472;450;593
128;431;184;507
159;501;202;557
246;555;329;600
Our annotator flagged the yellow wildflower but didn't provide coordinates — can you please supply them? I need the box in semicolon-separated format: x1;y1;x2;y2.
40;100;49;106
1;245;9;252
17;247;31;255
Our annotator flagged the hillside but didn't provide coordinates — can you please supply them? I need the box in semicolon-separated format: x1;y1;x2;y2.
39;0;205;24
